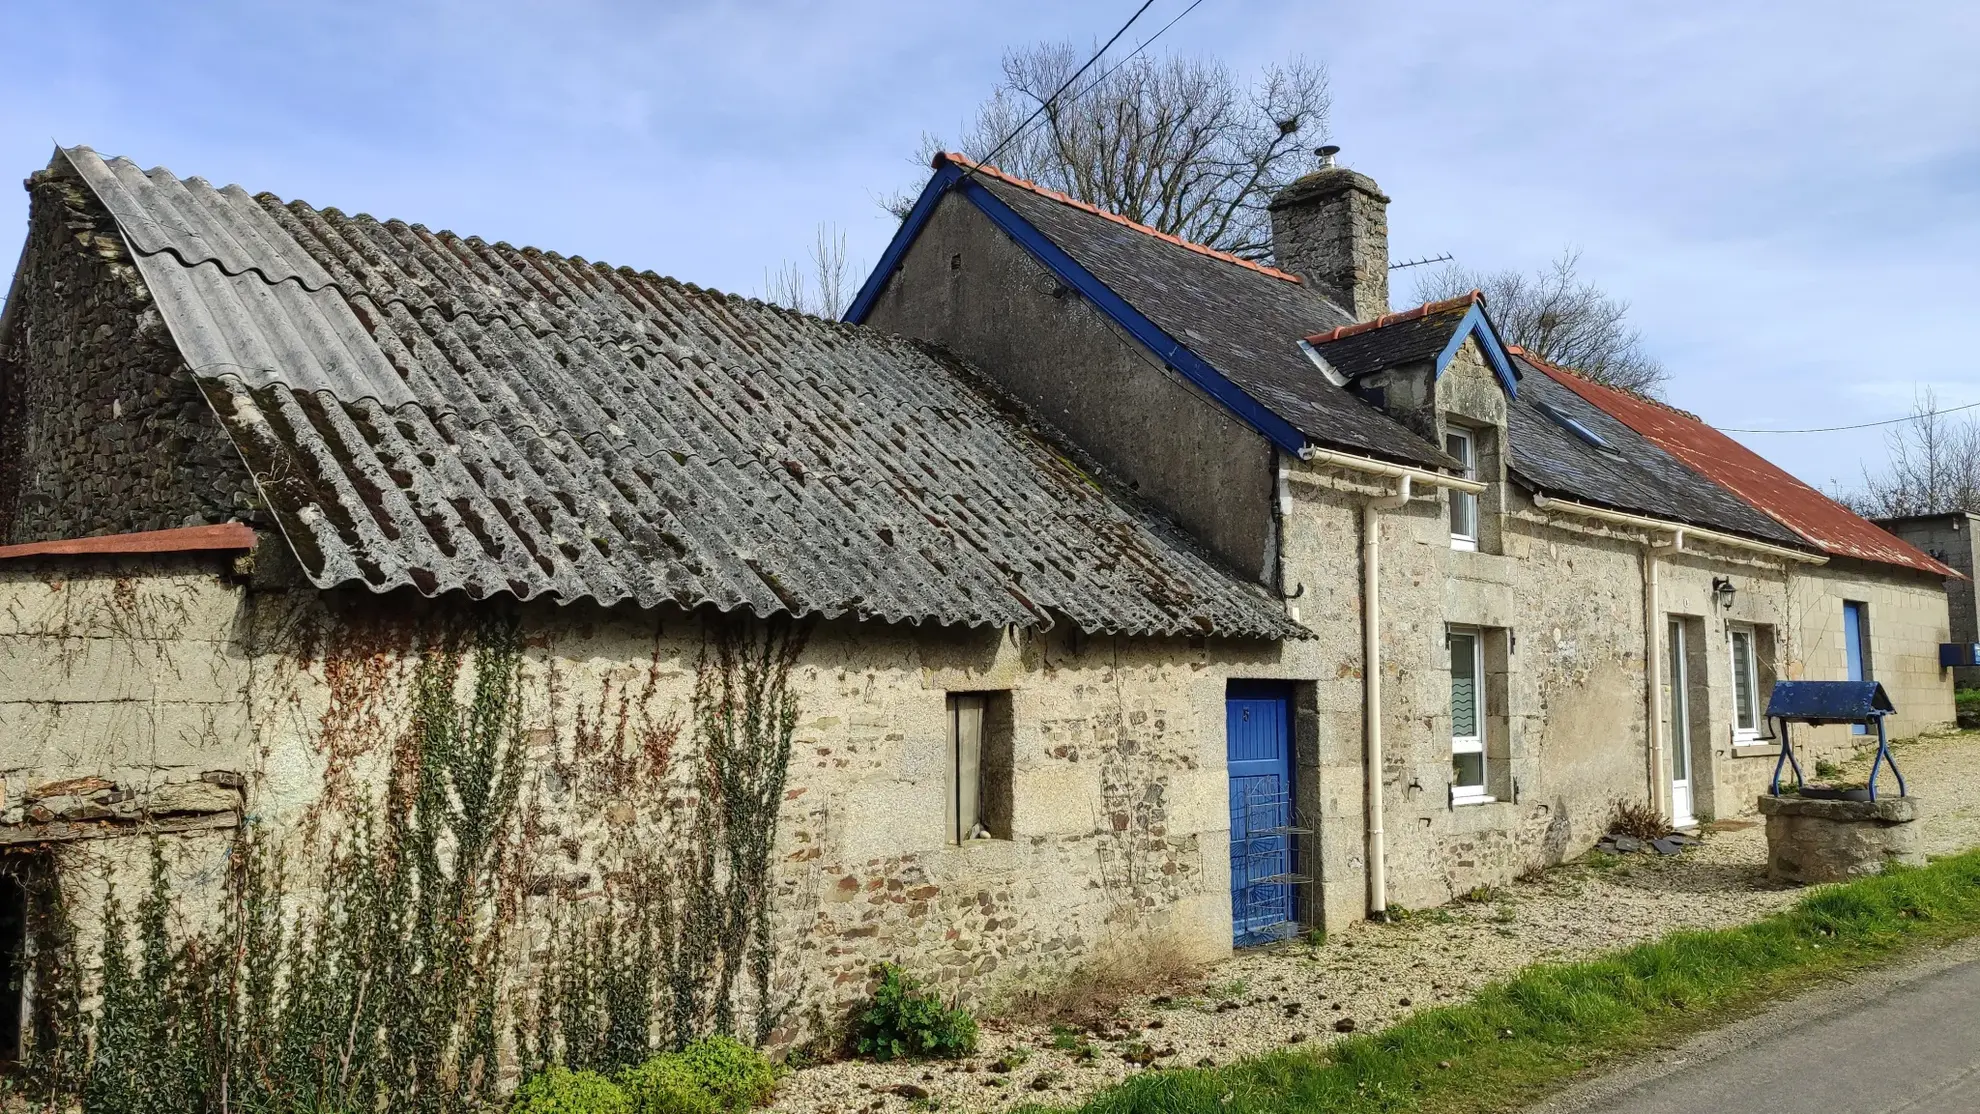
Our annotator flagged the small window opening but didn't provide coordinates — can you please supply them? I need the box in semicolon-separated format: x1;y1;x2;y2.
948;693;1014;843
0;874;24;1063
1729;623;1762;741
1447;429;1479;551
1449;627;1491;803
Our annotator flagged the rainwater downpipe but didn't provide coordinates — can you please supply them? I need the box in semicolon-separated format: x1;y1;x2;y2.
1362;474;1411;919
1297;446;1486;920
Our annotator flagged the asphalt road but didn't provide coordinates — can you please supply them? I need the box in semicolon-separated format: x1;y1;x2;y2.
1531;938;1980;1114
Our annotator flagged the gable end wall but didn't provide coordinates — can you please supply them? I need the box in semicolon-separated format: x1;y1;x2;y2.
0;162;256;545
863;193;1280;584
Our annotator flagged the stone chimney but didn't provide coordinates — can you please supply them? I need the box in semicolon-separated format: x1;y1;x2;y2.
1268;145;1391;321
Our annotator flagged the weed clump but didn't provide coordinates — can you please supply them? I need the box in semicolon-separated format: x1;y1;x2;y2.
854;964;979;1061
510;1065;631;1114
515;1038;780;1114
1609;798;1670;841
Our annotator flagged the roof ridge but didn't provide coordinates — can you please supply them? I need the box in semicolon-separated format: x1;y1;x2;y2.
935;152;1303;285
1304;292;1481;344
1505;344;1704;421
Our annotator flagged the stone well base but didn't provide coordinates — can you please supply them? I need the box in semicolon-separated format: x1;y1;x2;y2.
1758;794;1924;884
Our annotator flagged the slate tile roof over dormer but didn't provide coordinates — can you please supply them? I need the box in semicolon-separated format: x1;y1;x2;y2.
936;155;1455;470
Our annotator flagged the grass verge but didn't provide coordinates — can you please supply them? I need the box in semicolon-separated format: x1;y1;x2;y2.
1022;849;1980;1114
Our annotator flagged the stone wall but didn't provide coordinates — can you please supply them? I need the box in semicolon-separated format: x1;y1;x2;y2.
0;550;1300;1057
0;157;256;545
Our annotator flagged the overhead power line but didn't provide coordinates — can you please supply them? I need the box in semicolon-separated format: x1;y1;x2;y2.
1720;399;1980;434
968;0;1161;178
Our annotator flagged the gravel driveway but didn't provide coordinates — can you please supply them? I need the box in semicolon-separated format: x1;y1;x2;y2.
773;729;1980;1114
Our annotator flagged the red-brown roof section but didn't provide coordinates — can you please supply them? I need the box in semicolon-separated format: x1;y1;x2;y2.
1515;349;1957;578
0;523;257;561
1304;291;1482;345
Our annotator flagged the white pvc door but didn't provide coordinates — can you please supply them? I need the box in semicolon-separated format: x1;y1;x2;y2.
1668;619;1695;827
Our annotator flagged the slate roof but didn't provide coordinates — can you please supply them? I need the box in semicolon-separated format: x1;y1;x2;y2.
44;146;1304;638
1504;357;1804;545
1302;294;1482;380
948;156;1453;470
1530;352;1959;577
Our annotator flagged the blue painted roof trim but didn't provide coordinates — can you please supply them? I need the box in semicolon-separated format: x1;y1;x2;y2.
1434;303;1521;399
844;163;964;325
845;165;1310;455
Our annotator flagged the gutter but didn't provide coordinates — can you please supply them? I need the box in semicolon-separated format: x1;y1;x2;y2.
1294;445;1481;920
1526;493;1827;566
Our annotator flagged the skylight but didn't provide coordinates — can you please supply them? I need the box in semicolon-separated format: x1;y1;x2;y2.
1538;400;1622;456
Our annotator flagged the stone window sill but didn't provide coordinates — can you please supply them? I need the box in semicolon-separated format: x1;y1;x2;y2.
1452;794;1498;807
1731;743;1780;760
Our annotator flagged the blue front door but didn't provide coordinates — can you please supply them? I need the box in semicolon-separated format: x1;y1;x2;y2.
1227;681;1294;945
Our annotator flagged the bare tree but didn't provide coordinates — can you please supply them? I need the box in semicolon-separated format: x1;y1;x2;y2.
1414;249;1668;396
763;223;856;320
1848;390;1980;516
891;43;1330;261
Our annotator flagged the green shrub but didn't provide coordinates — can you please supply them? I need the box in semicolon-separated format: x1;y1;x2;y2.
1956;688;1980;728
854;964;980;1061
511;1065;632;1114
618;1036;779;1114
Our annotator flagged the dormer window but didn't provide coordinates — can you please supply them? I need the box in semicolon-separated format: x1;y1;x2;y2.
1447;428;1478;551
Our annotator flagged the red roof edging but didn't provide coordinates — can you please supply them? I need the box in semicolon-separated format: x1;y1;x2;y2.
934;152;1305;285
1513;351;1959;579
0;523;257;561
1305;292;1482;345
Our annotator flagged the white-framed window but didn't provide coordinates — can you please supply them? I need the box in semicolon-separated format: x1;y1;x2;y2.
1728;623;1761;741
1447;429;1478;551
1449;626;1490;802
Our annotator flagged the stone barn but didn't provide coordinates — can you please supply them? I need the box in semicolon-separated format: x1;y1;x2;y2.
0;146;1303;1103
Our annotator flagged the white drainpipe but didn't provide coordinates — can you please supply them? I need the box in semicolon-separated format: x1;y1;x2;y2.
1362;475;1410;918
1298;446;1485;920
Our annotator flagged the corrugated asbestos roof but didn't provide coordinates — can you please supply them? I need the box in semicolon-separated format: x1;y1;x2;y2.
1527;354;1958;578
57;146;1303;638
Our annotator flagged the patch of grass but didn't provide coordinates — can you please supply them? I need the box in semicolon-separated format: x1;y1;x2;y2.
1205;978;1248;1002
1014;850;1980;1114
1955;688;1980;729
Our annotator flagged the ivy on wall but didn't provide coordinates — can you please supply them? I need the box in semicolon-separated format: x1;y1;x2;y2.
13;609;810;1114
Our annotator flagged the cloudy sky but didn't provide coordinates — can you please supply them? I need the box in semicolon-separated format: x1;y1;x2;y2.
3;0;1974;492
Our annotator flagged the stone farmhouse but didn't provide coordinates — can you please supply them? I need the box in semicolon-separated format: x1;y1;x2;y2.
851;150;1959;928
0;143;1957;1081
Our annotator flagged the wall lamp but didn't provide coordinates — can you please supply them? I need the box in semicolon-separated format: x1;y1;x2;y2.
1712;576;1737;611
